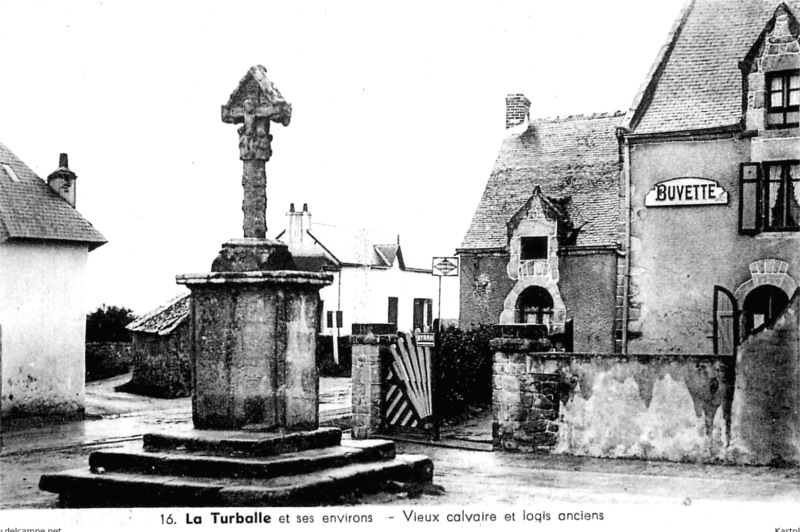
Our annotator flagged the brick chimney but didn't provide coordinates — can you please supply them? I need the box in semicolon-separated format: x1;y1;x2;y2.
47;153;77;207
285;203;314;255
505;94;531;129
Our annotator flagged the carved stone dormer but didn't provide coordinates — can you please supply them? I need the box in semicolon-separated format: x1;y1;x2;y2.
741;3;800;132
499;187;578;332
505;186;580;282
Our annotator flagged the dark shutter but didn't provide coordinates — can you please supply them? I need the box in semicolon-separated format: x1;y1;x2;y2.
388;297;398;325
739;163;761;234
413;298;424;331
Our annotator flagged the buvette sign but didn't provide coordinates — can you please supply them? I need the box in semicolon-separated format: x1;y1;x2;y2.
645;177;728;207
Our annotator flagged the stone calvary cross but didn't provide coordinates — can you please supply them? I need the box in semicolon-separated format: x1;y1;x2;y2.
221;65;292;239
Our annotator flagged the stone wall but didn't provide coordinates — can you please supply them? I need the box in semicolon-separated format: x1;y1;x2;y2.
459;252;523;328
129;324;191;398
85;342;133;381
730;292;800;465
492;338;734;463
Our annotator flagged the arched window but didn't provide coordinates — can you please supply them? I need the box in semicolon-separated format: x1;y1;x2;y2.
743;284;789;334
516;286;554;325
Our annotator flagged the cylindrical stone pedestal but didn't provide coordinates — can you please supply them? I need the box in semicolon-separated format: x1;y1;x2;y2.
176;271;332;431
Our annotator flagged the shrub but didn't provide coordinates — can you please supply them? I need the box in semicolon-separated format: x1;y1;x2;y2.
435;324;496;419
86;305;137;343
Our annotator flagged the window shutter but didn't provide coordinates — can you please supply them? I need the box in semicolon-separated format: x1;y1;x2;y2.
739;163;761;234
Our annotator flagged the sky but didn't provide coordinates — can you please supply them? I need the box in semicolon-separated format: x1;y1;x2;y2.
0;0;687;315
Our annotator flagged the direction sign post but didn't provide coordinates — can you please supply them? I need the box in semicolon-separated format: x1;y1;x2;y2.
431;257;459;325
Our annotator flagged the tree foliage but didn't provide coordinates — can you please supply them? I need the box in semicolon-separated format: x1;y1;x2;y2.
435;324;496;419
86;305;137;343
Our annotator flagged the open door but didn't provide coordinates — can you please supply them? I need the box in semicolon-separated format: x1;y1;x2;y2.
713;285;739;356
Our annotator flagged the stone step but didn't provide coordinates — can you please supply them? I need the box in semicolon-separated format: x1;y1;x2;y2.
89;439;396;479
142;426;342;457
40;454;434;508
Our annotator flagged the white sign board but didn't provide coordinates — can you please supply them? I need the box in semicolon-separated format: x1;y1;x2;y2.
432;257;459;276
645;177;728;207
416;332;435;347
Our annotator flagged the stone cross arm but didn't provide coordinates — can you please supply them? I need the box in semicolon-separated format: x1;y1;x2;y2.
221;65;293;127
221;102;292;127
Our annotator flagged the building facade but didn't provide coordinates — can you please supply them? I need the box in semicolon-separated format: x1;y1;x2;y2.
278;204;453;335
461;0;800;358
458;100;623;353
0;146;106;419
620;0;800;355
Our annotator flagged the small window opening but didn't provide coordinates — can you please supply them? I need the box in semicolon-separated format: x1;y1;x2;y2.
520;236;548;261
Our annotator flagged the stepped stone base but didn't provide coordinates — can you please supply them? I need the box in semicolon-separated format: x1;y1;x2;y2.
39;428;433;508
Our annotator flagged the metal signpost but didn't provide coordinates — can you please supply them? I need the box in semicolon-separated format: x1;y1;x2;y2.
431;256;459;325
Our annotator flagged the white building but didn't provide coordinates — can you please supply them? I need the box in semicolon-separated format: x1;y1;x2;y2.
0;145;106;419
277;204;457;335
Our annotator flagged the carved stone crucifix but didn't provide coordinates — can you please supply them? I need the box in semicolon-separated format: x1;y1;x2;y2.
222;66;292;239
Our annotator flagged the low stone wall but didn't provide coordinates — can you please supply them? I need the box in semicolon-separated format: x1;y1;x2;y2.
85;342;133;381
492;339;734;463
129;324;191;398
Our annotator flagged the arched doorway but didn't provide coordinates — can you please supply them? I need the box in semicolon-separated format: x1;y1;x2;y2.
743;284;790;335
516;286;554;325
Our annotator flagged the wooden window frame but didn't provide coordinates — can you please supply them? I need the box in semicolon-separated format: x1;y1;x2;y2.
763;160;800;232
766;70;800;129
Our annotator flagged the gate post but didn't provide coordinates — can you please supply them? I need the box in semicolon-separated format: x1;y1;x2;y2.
350;331;396;439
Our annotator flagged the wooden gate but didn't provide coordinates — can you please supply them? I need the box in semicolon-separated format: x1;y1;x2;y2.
383;331;438;438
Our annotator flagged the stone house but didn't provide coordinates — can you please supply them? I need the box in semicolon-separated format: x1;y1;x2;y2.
458;101;624;353
277;204;454;335
619;0;800;356
0;145;106;419
483;0;800;465
125;294;191;398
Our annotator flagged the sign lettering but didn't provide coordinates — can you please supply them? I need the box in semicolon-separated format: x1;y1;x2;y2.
432;257;459;277
645;177;728;207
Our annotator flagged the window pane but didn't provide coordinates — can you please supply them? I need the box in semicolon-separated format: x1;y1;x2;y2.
771;76;784;91
771;91;784;108
769;164;783;181
788;178;800;229
768;180;783;227
786;111;799;124
790;73;800;89
741;180;759;232
790;89;800;106
767;112;785;126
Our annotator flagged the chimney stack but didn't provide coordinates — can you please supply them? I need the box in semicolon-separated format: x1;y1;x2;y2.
47;153;77;207
286;202;314;255
505;94;531;129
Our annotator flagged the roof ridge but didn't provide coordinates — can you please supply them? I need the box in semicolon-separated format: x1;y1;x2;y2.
529;110;626;124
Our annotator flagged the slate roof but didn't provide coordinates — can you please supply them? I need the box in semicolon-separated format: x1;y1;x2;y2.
460;112;623;251
127;293;190;336
629;0;800;134
0;142;106;250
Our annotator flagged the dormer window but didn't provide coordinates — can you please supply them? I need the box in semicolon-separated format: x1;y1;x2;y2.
520;236;548;261
766;70;800;128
